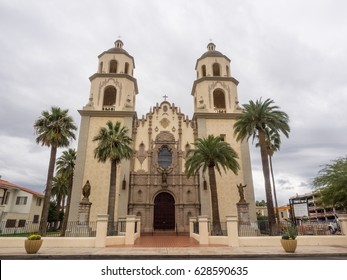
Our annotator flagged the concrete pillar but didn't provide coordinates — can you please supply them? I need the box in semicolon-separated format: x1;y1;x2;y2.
125;215;137;245
95;214;108;248
135;217;141;235
189;217;196;237
338;214;347;236
226;215;239;247
198;215;209;245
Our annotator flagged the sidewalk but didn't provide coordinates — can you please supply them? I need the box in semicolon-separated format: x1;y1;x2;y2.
1;245;347;259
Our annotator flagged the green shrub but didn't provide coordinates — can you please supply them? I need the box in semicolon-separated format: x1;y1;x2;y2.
28;234;41;240
281;225;297;240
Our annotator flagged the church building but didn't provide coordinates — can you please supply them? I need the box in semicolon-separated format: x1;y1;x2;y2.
68;40;256;233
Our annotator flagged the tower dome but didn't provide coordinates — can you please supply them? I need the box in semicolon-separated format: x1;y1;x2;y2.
86;40;138;111
191;42;239;114
194;42;231;79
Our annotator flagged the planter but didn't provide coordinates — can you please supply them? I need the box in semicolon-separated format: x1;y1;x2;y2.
280;239;297;253
25;239;43;254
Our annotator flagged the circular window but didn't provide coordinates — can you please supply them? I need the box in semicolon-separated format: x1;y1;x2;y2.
163;105;168;112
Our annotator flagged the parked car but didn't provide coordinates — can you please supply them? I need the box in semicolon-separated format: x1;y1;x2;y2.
328;215;341;234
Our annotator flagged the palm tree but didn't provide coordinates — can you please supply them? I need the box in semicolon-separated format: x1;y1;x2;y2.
93;121;133;235
185;135;240;235
55;148;76;236
34;107;77;236
51;174;68;230
233;98;290;232
258;128;282;223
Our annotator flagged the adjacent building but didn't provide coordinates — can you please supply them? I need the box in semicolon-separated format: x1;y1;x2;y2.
0;179;44;233
289;191;340;221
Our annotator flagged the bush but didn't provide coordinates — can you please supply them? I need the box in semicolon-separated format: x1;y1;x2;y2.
281;225;297;240
28;234;41;240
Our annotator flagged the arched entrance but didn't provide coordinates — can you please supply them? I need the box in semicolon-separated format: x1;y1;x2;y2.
153;192;175;230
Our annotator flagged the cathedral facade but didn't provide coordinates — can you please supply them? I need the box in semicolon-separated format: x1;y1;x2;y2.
68;40;256;232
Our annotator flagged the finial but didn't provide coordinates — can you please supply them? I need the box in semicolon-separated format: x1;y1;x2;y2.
163;94;168;101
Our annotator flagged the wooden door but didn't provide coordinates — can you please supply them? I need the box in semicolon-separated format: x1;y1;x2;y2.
154;192;175;230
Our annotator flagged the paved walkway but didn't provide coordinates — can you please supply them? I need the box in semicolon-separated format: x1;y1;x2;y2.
1;235;347;259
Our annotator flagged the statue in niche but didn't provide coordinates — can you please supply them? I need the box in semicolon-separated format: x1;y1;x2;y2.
237;183;247;203
124;94;133;108
82;180;91;201
158;167;172;187
197;96;206;109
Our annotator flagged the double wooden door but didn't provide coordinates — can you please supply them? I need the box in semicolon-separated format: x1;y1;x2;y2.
153;192;175;230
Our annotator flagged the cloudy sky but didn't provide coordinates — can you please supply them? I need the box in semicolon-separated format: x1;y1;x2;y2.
1;0;346;206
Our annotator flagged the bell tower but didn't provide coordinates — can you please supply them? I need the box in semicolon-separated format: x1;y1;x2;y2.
85;39;138;111
69;40;138;222
192;42;240;113
192;42;256;221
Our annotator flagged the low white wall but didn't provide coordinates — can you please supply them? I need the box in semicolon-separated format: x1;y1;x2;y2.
238;236;347;247
191;233;200;242
0;237;96;248
208;236;228;245
105;236;126;246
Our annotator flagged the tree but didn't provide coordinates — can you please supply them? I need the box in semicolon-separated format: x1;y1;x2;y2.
51;174;68;229
34;107;77;236
93;121;133;235
55;148;76;236
257;128;282;222
256;200;267;206
313;156;347;211
233;98;290;232
185;135;240;235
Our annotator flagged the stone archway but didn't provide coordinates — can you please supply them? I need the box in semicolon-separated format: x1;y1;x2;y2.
153;192;175;230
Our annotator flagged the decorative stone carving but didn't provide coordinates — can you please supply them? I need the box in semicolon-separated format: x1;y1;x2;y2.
136;142;147;164
124;94;133;108
160;118;170;128
197;96;206;109
155;131;175;143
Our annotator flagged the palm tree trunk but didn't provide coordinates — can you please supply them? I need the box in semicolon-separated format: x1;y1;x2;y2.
39;146;57;236
61;176;73;236
269;155;280;223
107;160;117;236
54;194;62;230
208;165;222;235
258;130;276;234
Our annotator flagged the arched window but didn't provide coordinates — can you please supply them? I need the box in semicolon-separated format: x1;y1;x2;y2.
158;146;172;169
213;89;226;112
201;65;206;77
124;62;129;74
103;86;117;109
213;63;220;76
109;60;118;73
226;65;230;77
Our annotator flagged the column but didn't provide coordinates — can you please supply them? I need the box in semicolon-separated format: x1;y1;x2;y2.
198;215;209;245
95;214;108;248
125;215;137;245
226;215;239;247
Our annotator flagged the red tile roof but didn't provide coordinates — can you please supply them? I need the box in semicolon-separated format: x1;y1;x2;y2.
0;180;44;198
